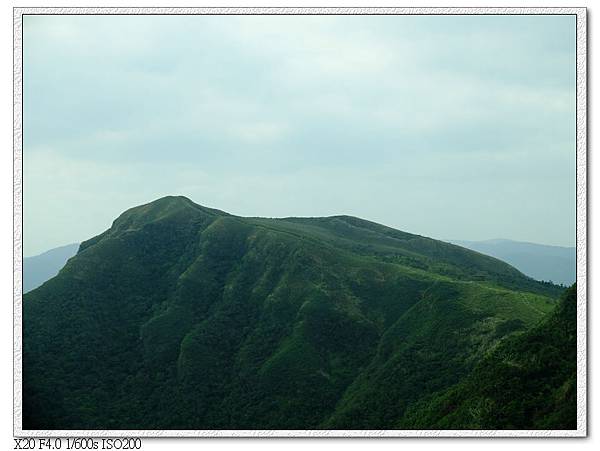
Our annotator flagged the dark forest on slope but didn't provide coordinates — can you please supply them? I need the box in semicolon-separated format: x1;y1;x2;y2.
23;196;574;429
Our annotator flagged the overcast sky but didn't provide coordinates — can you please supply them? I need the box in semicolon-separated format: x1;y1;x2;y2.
23;14;576;256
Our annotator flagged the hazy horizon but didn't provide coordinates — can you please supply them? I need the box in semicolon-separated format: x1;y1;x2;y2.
24;194;576;258
24;14;576;256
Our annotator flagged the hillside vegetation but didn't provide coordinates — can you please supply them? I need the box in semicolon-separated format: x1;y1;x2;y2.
401;284;577;429
23;196;571;429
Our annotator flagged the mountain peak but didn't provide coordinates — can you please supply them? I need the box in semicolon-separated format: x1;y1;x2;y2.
114;196;227;226
77;196;228;253
152;194;194;204
24;195;572;430
141;195;206;211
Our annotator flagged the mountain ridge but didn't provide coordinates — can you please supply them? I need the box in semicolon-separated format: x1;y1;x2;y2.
76;196;560;298
23;196;569;429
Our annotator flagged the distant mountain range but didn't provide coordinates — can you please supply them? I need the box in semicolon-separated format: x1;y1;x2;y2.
23;243;79;293
449;239;575;286
22;196;574;430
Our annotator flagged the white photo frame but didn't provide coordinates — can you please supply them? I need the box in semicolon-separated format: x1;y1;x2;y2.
13;6;587;438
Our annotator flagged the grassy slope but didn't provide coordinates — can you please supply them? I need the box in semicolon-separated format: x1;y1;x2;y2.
23;196;564;429
399;284;577;429
322;282;555;429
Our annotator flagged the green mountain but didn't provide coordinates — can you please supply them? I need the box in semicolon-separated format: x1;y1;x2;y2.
23;196;570;430
401;284;577;430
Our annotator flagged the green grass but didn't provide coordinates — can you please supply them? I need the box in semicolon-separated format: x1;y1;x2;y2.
23;196;570;430
400;284;577;429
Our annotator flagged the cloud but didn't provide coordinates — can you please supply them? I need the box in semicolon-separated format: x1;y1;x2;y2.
23;14;576;255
